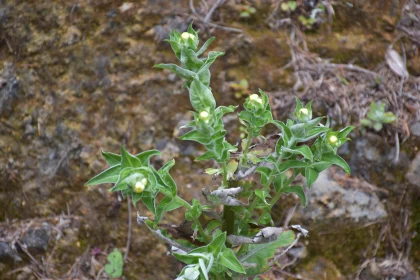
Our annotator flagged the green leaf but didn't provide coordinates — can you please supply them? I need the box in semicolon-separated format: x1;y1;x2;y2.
256;166;272;187
208;231;226;256
255;190;271;205
321;152;350;174
101;151;121;167
104;249;123;278
219;249;246;274
156;196;183;223
121;147;141;169
85;165;120;186
240;230;295;276
141;192;156;214
185;199;203;221
304;167;319;188
136;150;161;166
283;185;306;206
180;130;211;144
153;63;195;80
277;160;308;173
282;145;313;161
337;126;354;138
196;37;215;56
158;159;178;198
311;161;332;173
188;78;216;111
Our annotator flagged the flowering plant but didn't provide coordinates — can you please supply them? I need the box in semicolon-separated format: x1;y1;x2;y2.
86;24;353;279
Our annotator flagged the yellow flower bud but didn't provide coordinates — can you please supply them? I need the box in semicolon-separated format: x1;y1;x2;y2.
199;111;210;122
249;94;263;104
299;108;309;115
329;135;338;144
134;178;148;193
181;32;190;40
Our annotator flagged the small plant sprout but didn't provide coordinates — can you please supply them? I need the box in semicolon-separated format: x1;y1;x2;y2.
86;23;354;279
361;101;397;132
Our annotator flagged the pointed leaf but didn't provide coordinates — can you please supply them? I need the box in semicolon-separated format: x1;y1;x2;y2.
304;167;319;188
321;152;350;174
189;78;216;111
121;147;141;169
136;150;161;166
101;151;121;167
85;165;121;186
282;185;306;206
282;145;313;161
219;249;246;274
153;63;195;80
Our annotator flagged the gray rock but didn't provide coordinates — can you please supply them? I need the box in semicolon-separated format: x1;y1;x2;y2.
406;152;420;188
302;171;387;222
0;242;21;262
410;122;420;137
21;223;51;253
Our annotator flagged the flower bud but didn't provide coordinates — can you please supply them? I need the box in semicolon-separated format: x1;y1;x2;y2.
181;32;195;41
329;135;338;144
249;94;263;104
134;178;148;193
181;32;190;40
199;111;211;123
299;108;309;115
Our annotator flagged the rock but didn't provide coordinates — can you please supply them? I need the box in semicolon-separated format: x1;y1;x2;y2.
406;152;420;188
21;223;51;253
301;170;387;222
0;62;20;117
410;122;420;137
0;242;21;262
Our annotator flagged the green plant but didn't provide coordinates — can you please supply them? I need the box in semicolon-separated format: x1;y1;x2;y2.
298;3;326;29
239;5;256;18
86;23;354;279
281;1;297;12
104;249;123;278
360;101;397;132
230;79;250;99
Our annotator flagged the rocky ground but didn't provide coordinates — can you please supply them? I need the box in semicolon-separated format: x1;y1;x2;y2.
0;0;419;279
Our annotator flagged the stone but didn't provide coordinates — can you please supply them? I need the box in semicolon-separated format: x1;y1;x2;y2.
301;170;387;222
0;242;21;262
410;122;420;136
406;152;420;188
21;223;51;253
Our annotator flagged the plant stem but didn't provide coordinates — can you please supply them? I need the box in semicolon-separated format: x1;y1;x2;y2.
222;162;228;187
192;216;211;243
222;180;237;246
241;132;252;165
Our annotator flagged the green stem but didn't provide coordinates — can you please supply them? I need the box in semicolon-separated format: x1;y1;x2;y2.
241;132;252;165
192;216;211;243
222;180;237;247
222;162;228;187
